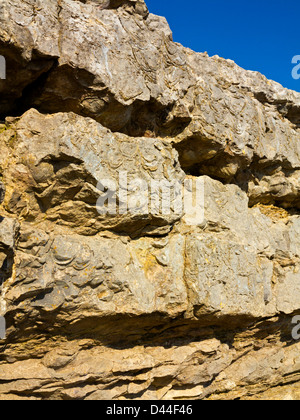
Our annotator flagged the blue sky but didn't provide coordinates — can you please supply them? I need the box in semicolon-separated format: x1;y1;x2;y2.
146;0;300;92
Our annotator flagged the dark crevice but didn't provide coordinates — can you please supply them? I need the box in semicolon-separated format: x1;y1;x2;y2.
0;249;14;288
0;42;58;120
253;92;300;128
2;310;299;356
174;135;300;211
76;0;149;17
173;134;250;184
0;221;18;291
0;59;59;120
1;61;190;139
121;100;192;138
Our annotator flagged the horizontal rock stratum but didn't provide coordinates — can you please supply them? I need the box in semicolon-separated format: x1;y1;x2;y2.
0;0;300;400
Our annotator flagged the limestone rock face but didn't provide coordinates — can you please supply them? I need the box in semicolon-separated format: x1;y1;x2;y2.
0;110;184;236
0;0;300;400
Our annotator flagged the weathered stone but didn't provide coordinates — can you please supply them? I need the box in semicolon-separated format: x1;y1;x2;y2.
1;0;300;208
0;109;184;236
0;0;300;401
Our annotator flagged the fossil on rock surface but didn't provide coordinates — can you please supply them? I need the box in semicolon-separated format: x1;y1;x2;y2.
0;0;300;401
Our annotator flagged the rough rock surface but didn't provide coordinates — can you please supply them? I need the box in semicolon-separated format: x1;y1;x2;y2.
0;0;300;400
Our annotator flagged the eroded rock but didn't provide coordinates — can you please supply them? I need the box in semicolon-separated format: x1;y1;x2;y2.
1;0;300;208
0;109;184;236
0;0;300;401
